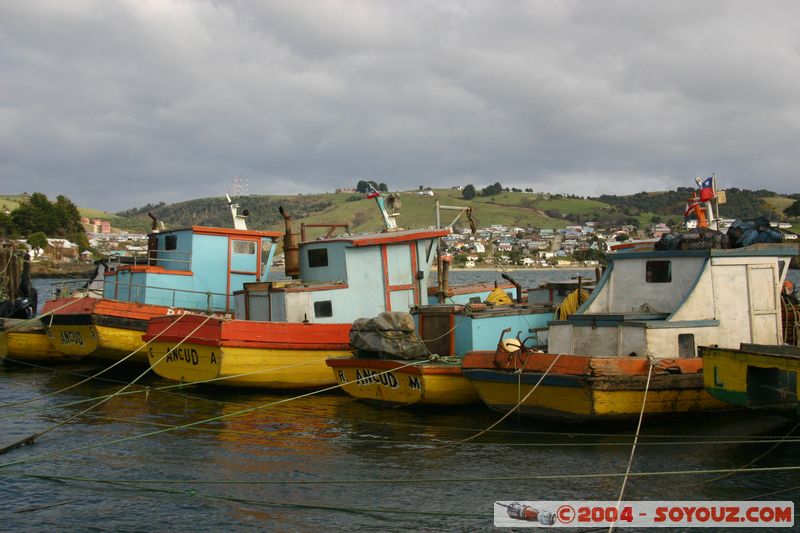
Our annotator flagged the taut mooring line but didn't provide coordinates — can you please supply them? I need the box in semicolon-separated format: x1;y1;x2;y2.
0;313;211;455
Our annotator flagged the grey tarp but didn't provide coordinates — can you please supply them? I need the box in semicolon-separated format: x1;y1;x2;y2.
350;312;429;360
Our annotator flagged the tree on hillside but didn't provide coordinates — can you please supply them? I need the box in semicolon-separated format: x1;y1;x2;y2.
378;183;388;192
26;232;48;258
480;182;503;196
462;184;476;200
786;199;800;221
0;211;16;237
356;180;368;193
10;192;90;251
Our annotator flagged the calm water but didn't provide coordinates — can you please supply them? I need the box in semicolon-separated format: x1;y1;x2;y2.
1;271;799;531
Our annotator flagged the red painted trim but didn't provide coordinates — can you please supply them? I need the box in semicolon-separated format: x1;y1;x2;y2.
326;358;464;376
230;270;257;275
144;315;352;350
409;242;420;305
381;244;391;311
269;284;348;293
315;228;449;247
192;226;282;239
106;266;193;276
226;238;232;311
42;297;175;320
460;351;704;377
387;283;414;291
326;358;424;375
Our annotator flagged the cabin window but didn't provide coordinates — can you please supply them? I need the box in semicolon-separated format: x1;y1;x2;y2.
164;235;177;250
646;260;671;283
678;333;695;358
308;248;329;268
314;300;333;318
233;240;256;255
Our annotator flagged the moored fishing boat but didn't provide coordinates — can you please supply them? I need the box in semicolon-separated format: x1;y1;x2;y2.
462;177;799;419
0;240;55;362
145;190;479;389
40;198;281;363
327;279;592;407
702;282;800;415
702;343;800;416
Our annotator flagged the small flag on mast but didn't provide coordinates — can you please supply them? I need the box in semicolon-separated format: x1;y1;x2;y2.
699;176;715;202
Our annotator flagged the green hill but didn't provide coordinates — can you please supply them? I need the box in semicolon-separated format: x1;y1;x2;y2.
112;189;611;235
4;187;799;237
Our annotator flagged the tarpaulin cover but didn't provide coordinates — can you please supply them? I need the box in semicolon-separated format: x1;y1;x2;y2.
350;312;429;360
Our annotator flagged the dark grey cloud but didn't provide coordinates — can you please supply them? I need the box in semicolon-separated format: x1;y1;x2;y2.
1;1;799;211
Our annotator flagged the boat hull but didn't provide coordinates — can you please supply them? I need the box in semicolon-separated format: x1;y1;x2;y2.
41;297;178;363
1;318;69;362
702;345;800;415
327;358;480;406
462;351;729;420
145;315;352;389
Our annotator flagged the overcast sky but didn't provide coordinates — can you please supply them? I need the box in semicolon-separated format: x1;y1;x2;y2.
2;1;799;211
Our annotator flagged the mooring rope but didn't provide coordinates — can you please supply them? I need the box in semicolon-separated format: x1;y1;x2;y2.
0;312;190;409
0;313;213;455
701;418;800;485
0;295;87;333
52;411;800;449
4;359;798;443
5;463;800;486
421;352;563;452
0;358;428;469
608;360;653;533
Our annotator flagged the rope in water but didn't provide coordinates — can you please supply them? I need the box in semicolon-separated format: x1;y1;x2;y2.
609;360;653;533
5;464;800;485
701;419;800;485
45;411;800;449
0;311;192;409
4;359;799;442
0;358;429;469
421;352;563;452
0;314;213;455
5;364;800;451
0;295;87;333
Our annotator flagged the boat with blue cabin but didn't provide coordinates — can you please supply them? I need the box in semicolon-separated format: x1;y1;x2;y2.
41;198;281;363
144;191;475;388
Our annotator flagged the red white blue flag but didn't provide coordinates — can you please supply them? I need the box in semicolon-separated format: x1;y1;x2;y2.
699;176;714;202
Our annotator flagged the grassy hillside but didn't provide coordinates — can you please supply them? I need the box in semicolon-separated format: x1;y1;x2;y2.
0;195;24;212
4;188;799;236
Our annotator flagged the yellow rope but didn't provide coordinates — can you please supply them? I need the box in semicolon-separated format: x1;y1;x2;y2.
555;288;590;320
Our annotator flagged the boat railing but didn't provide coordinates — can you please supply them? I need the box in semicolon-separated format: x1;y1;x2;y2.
104;250;192;270
55;276;231;313
51;278;101;300
102;277;231;312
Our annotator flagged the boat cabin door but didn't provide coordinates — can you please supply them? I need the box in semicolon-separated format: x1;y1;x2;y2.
227;238;261;310
747;264;782;345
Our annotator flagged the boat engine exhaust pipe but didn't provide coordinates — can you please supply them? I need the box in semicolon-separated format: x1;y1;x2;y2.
279;206;300;279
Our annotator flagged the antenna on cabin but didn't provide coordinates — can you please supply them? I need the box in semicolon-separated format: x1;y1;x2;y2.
367;183;399;231
226;193;248;230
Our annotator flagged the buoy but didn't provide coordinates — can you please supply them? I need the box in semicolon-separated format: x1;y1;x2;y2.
501;338;521;352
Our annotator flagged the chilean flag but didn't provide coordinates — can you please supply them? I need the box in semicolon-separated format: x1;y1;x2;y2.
699;176;715;202
366;186;380;199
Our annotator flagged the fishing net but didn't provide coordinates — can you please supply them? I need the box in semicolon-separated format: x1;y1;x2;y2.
727;217;784;248
655;228;729;251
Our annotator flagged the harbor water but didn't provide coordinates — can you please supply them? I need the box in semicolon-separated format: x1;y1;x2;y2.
1;270;799;531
